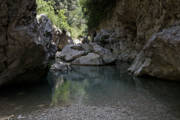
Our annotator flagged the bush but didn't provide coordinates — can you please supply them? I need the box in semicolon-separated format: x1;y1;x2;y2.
36;0;88;38
57;9;71;30
36;0;70;31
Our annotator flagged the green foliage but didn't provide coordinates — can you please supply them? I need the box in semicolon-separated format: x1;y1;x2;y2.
81;0;117;30
58;9;71;30
36;0;70;31
68;1;87;38
36;0;116;37
50;0;78;11
39;0;87;38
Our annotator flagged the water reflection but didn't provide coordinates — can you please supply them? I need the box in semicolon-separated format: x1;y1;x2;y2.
0;65;180;119
48;65;180;117
48;70;90;105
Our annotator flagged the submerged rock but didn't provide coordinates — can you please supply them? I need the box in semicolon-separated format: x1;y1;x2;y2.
129;26;180;80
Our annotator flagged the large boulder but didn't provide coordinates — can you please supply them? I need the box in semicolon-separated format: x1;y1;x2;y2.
56;43;116;66
0;0;55;85
72;53;104;65
90;43;116;64
129;26;180;80
56;44;87;62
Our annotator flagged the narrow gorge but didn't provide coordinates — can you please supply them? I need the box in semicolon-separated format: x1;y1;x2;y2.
0;0;180;120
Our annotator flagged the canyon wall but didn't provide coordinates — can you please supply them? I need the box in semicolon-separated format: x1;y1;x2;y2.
95;0;180;80
0;0;55;85
96;0;180;61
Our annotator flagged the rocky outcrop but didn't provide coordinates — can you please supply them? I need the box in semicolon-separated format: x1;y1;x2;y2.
129;26;180;80
37;14;57;59
37;14;73;53
94;29;137;62
0;0;56;85
93;0;180;80
56;43;116;66
52;27;73;50
90;43;117;64
95;0;180;62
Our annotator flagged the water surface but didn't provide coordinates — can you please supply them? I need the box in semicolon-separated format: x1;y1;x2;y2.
0;64;180;119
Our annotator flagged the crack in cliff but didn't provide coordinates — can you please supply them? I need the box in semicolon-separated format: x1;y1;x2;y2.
3;1;9;69
4;28;8;68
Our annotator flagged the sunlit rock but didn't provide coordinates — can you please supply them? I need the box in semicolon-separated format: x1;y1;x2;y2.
57;44;87;62
129;26;180;80
72;53;104;65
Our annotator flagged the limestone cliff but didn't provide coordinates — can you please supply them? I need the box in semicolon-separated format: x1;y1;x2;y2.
95;0;180;80
96;0;180;61
0;0;55;85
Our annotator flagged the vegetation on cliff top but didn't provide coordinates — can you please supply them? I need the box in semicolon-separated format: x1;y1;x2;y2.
36;0;117;37
36;0;87;38
36;0;70;31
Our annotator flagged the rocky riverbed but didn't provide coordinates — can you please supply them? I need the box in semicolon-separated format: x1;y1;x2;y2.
11;102;178;120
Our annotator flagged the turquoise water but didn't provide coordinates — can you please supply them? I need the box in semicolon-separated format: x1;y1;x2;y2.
0;65;180;119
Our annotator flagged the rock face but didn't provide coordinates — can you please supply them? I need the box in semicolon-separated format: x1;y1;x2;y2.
52;27;73;50
37;14;57;59
0;0;55;85
94;29;137;62
90;43;116;64
129;26;180;80
95;0;180;62
94;0;180;80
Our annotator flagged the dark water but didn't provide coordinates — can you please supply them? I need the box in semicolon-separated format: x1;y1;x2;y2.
0;64;180;119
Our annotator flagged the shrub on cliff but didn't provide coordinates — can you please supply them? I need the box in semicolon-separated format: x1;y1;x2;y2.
36;0;87;38
36;0;70;31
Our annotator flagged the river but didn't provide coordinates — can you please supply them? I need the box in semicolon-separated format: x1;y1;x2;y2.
0;64;180;120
